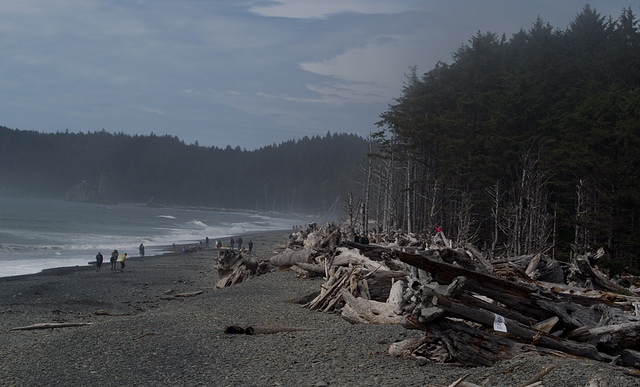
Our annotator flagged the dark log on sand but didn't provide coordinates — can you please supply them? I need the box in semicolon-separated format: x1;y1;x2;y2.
223;325;315;335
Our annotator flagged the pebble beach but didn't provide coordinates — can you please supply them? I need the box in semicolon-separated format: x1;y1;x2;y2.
1;229;638;387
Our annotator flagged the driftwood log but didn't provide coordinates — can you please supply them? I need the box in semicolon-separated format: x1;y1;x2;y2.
11;322;93;330
269;249;312;267
215;249;272;288
223;325;315;335
339;288;404;325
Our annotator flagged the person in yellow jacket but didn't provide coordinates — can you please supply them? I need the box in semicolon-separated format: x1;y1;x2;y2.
120;253;127;271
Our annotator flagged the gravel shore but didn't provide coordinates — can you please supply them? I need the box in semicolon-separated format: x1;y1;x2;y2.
1;230;638;386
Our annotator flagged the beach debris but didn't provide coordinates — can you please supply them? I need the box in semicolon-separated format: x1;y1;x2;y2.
223;325;315;335
134;332;156;340
174;290;204;297
10;322;93;330
427;366;556;387
282;222;640;372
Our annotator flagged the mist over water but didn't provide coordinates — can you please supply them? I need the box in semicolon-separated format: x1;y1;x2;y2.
0;197;299;278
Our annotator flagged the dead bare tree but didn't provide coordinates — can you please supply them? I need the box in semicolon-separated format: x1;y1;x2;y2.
342;188;355;231
501;151;552;257
405;158;413;235
360;136;374;236
486;179;502;256
453;191;475;245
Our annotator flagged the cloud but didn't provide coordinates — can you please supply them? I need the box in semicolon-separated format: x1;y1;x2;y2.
299;34;430;102
134;105;164;115
250;0;421;19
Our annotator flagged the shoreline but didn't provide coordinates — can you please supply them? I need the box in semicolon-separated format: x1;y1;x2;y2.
0;228;293;281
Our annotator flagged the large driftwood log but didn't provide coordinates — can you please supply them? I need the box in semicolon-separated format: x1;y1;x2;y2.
456;291;538;326
331;247;391;271
568;255;632;294
339;289;404;325
568;321;640;342
493;254;565;284
269;248;312;267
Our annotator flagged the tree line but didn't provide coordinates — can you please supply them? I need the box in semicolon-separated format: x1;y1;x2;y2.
0;127;368;215
359;5;640;274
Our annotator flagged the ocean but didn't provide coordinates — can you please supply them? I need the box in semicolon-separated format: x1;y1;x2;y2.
0;197;301;278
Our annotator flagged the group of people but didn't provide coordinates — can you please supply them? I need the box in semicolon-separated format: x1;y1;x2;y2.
214;236;253;252
229;236;254;252
229;236;243;250
178;236;254;253
96;235;256;269
94;249;127;272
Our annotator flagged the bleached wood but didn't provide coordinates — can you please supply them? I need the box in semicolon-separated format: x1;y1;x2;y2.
339;289;404;325
11;322;93;330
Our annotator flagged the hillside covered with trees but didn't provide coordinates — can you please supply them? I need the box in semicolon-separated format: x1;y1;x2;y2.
0;127;368;215
363;5;640;273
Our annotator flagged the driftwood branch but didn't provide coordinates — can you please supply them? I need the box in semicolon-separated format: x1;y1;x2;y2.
11;322;93;331
175;290;204;297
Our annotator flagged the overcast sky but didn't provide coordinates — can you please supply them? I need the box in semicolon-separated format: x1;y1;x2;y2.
1;1;637;149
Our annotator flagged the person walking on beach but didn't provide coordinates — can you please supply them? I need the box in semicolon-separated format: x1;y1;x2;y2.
205;236;209;247
248;240;253;253
120;253;127;271
230;237;235;250
111;250;119;271
95;252;103;272
216;240;222;249
237;236;243;250
139;243;145;257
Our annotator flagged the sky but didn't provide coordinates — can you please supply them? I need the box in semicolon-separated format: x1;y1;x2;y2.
1;1;637;150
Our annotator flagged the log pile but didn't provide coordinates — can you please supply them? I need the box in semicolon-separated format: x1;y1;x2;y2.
269;223;640;372
214;249;273;289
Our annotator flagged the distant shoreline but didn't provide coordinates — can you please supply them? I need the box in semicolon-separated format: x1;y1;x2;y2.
0;228;292;282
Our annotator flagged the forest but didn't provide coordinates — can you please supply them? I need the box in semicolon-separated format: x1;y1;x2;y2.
357;5;640;274
0;127;368;215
